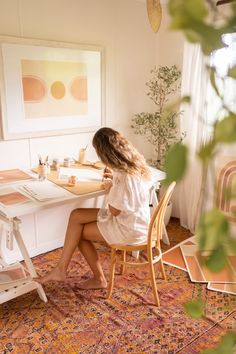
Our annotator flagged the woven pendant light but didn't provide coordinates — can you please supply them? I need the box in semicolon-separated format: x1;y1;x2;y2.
146;0;162;33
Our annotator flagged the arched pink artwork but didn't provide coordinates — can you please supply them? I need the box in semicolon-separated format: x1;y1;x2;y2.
216;160;236;223
21;59;88;119
70;77;87;101
0;40;102;139
22;76;46;102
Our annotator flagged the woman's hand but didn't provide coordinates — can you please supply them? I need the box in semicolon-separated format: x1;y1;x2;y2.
108;204;121;216
102;166;113;181
101;179;112;191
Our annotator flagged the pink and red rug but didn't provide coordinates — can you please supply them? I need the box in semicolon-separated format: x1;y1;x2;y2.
0;241;235;354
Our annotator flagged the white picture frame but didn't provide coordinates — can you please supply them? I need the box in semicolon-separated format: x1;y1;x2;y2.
0;36;104;140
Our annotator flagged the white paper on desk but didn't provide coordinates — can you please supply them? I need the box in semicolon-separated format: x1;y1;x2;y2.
20;181;70;201
58;167;102;182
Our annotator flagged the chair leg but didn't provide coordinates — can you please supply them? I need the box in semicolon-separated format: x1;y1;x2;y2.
107;248;117;299
160;259;167;280
120;250;126;275
148;260;160;307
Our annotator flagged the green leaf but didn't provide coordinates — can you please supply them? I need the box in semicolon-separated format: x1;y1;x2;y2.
168;0;225;55
205;247;227;273
184;298;204;319
209;67;221;98
163;143;188;184
181;95;191;103
168;0;208;23
197;209;229;251
203;349;216;354
197;139;216;165
217;332;236;354
228;65;236;79
197;25;225;56
203;332;236;354
223;186;232;201
185;29;201;43
228;238;236;255
214;113;236;143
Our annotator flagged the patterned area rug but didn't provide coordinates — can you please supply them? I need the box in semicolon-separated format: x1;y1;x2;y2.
0;219;235;353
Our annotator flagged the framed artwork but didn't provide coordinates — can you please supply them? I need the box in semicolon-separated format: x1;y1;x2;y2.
0;36;104;140
215;155;236;224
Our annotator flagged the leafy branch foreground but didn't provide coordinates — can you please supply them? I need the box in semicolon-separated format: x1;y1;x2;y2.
166;0;236;352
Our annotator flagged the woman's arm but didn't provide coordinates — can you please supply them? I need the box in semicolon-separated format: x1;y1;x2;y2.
108;204;121;216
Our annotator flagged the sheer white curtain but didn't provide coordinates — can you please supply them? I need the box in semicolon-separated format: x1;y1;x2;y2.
176;42;210;233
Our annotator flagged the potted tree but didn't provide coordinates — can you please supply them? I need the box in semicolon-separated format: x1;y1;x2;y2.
131;65;184;170
131;65;185;224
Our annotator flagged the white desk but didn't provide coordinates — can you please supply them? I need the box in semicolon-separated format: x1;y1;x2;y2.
0;176;105;305
0;166;166;304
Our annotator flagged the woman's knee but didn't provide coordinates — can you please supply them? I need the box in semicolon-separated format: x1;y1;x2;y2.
68;208;99;225
69;208;83;224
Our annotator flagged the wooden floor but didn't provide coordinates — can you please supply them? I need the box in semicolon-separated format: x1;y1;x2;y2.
163;216;192;251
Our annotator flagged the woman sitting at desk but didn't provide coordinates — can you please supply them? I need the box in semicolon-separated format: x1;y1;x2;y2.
38;127;151;289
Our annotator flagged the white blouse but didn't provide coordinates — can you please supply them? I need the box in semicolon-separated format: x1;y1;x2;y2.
97;170;151;245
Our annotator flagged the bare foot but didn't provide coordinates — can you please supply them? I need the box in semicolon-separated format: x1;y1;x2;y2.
77;277;107;290
35;267;66;284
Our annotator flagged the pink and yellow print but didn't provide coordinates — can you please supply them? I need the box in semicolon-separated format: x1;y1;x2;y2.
21;59;88;119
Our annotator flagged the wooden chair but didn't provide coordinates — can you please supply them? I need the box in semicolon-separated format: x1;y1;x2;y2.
107;181;176;307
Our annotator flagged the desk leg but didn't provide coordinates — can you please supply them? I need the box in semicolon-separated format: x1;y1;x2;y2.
13;218;47;303
0;223;8;267
162;225;170;245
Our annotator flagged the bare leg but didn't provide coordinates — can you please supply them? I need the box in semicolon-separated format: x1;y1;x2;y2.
37;208;101;284
77;236;107;289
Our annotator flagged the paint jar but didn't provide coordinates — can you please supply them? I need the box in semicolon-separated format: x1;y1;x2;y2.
51;158;60;171
38;163;47;181
63;157;71;167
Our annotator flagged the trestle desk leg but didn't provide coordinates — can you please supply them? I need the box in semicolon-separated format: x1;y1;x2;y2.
13;217;47;303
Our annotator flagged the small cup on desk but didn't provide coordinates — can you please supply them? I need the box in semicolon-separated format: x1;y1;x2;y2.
38;163;47;181
68;175;77;186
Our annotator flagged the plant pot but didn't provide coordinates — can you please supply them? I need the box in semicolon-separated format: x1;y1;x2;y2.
164;201;172;226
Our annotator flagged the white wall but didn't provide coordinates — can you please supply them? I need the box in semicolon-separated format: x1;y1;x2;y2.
0;0;158;163
129;0;185;160
0;0;185;262
0;0;157;263
155;2;184;68
154;2;185;217
0;0;185;164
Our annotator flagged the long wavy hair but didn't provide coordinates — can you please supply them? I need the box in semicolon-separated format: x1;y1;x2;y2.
92;127;150;180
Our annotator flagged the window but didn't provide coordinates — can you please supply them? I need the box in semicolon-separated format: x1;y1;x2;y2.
207;33;236;125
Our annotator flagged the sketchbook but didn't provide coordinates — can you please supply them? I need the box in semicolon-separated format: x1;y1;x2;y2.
0;187;31;205
0;169;33;184
20;181;70;202
207;282;236;296
58;167;102;182
181;244;236;283
162;236;197;272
